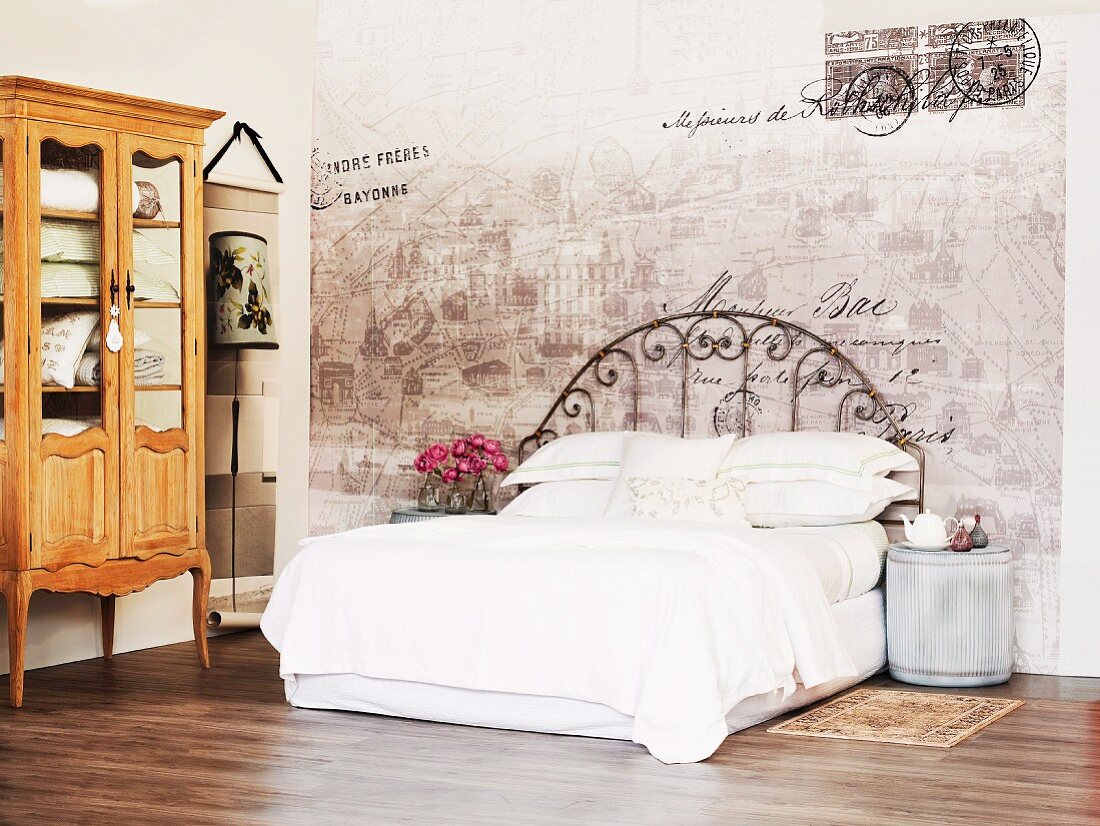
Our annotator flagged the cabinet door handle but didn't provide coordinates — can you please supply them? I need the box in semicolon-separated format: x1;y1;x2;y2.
109;269;119;304
125;270;136;309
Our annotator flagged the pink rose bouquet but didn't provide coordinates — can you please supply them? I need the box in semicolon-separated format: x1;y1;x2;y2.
413;433;510;485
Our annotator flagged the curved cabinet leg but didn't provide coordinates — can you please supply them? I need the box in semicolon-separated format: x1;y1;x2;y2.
100;595;116;660
2;573;33;708
190;549;211;669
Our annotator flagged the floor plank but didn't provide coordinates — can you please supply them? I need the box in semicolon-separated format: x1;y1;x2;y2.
1;632;1097;825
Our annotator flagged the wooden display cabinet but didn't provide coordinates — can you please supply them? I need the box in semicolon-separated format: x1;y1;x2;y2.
0;77;223;706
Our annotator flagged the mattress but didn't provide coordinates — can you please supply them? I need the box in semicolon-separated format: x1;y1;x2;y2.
284;587;887;742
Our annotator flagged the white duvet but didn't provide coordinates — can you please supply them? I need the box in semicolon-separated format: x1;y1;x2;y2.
261;516;858;764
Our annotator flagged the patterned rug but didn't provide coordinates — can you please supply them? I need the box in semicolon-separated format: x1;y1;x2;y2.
767;689;1023;748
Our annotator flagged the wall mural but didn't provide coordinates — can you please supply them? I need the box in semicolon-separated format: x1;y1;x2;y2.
310;3;1065;674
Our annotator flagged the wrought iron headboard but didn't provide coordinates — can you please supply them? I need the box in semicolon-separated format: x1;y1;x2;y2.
517;311;924;523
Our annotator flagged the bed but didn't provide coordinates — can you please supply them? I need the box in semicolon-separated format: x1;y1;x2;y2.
262;310;925;763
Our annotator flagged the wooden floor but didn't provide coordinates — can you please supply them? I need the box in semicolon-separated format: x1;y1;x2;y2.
1;632;1098;825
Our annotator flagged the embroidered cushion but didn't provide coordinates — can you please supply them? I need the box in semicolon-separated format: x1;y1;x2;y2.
40;310;100;388
626;476;750;525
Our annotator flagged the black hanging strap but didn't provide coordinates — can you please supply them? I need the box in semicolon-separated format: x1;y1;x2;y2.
203;121;284;184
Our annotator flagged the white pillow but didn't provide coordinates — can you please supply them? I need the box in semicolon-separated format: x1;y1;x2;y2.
41;310;100;388
0;324;153;385
604;432;738;517
743;477;916;528
627;476;750;525
501;431;626;486
500;480;613;517
717;431;918;492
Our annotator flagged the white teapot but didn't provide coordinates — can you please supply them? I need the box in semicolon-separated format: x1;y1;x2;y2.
900;510;960;550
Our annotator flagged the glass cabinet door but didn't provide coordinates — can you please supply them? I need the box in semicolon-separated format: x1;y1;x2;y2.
28;122;119;570
118;135;198;557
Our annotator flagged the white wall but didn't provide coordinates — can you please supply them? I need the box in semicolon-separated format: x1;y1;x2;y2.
1058;13;1100;677
0;0;315;673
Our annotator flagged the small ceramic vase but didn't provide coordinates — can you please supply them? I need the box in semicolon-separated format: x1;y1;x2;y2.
949;521;974;552
969;514;989;548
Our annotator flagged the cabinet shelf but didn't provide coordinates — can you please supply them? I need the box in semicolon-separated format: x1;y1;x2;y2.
1;384;181;393
133;218;182;229
39;208;100;223
42;297;99;305
37;299;181;308
37;299;182;308
34;207;181;229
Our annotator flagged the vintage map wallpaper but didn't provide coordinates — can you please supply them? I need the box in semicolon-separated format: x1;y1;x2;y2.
310;3;1066;673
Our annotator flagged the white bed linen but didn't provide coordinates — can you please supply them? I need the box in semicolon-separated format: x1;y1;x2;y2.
262;516;864;764
773;521;887;603
285;587;886;742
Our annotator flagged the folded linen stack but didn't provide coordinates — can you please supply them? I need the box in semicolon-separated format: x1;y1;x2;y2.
0;206;180;301
75;348;166;386
0;166;163;218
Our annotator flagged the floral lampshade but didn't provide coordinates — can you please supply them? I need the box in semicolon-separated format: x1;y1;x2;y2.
208;230;279;349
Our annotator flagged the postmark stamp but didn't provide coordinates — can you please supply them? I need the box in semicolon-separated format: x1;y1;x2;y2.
713;389;761;437
311;147;344;211
947;18;1041;106
825;58;917;137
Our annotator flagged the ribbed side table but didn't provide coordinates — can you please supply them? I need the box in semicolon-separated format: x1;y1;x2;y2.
389;507;496;524
886;543;1014;687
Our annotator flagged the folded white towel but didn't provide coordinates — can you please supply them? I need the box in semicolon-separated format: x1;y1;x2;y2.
0;167;155;217
75;348;166;386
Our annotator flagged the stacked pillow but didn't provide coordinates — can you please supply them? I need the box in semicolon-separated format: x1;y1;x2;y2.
717;431;917;527
500;429;917;526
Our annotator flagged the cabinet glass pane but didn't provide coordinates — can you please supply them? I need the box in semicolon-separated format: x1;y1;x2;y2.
39;139;104;434
131;152;182;432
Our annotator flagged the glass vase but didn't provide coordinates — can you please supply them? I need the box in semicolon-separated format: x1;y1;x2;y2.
469;474;491;513
444;488;469;514
416;476;441;512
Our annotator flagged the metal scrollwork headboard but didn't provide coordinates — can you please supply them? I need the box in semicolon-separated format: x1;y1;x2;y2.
517;310;924;522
